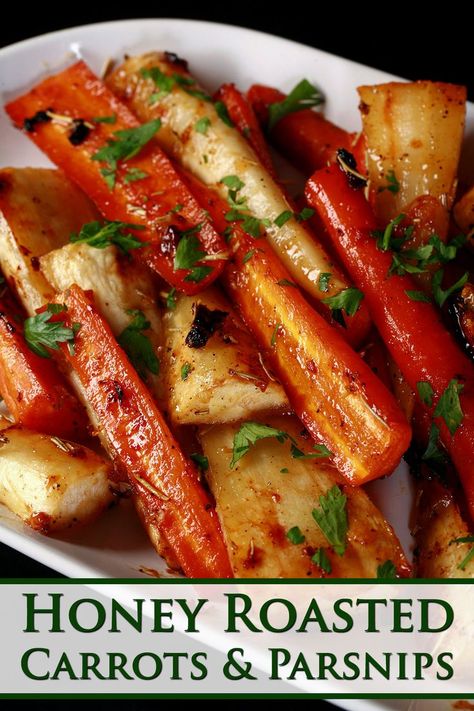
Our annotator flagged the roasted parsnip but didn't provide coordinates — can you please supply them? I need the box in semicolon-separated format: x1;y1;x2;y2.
41;242;163;404
0;425;112;533
162;287;288;425
200;416;410;578
358;81;466;224
0;167;98;314
105;52;371;344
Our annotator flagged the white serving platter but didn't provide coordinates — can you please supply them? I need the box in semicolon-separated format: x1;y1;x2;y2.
0;19;471;709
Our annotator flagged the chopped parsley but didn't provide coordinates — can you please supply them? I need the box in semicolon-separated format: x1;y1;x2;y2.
449;536;474;571
295;207;315;222
287;526;306;545
70;220;145;255
181;362;192;381
277;279;297;287
416;381;434;407
421;423;447;471
433;378;464;436
230;422;288;468
378;170;400;194
290;443;333;460
405;290;431;303
195;116;211;134
274;210;293;228
174;231;212;283
318;272;331;293
242;249;256;264
124;168;148;183
190;453;209;471
24;304;79;359
91;119;161;189
432;269;468;308
92;114;117;124
270;323;281;347
323;287;364;317
164;288;177;310
221;175;266;238
312;485;348;557
377;560;397;578
268;79;324;130
117;310;159;380
214;101;234;127
312;548;332;574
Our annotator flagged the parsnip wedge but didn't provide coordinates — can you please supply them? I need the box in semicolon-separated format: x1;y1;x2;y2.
106;54;351;306
412;475;474;578
0;168;98;314
199;416;410;578
162;287;288;424
358;81;465;224
0;425;113;532
41;243;163;403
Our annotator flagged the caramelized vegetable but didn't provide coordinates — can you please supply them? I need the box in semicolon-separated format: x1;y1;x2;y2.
5;61;227;295
56;284;232;577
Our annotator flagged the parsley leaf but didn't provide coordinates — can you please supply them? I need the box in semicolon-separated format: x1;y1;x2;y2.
70;220;145;255
277;279;297;287
242;249;256;264
124;168;148;183
434;378;464;435
449;536;474;571
287;526;306;545
164;288;177;310
318;272;331;293
378;170;400;194
312;548;332;574
195;116;211;134
117;310;159;380
174;232;212;283
93;114;117;124
295;207;315;222
221;175;245;192
91;119;161;189
377;560;397;578
421;423;447;471
432;269;468;308
372;214;406;252
181;362;192;380
268;79;324;130
141;67;176;99
270;323;281;347
214;101;234;127
274;210;293;228
190;453;209;471
417;381;434;407
312;485;348;556
405;290;431;303
230;421;288;468
24;304;78;359
323;287;364;317
290;443;333;460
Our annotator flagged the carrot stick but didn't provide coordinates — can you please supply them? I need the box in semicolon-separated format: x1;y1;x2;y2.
181;171;411;484
5;61;227;295
0;296;88;439
306;163;474;518
55;284;232;577
247;84;354;173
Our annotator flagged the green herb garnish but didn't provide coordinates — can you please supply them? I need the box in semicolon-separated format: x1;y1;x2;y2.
268;79;324;130
117;310;159;380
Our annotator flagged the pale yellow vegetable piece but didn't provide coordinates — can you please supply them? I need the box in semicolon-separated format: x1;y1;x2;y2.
106;54;349;304
0;425;113;533
413;477;474;578
162;287;288;425
358;81;466;223
200;416;409;578
0;167;98;314
41;242;163;404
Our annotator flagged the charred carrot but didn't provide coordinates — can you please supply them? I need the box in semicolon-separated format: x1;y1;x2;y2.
247;84;353;174
56;284;232;577
214;83;277;177
5;61;227;295
306;163;474;518
0;296;87;439
180;170;410;483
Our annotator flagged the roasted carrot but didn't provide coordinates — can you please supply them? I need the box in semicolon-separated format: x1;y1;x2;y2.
0;295;88;440
5;61;227;295
55;284;232;578
179;171;410;483
306;163;474;518
247;84;353;174
214;83;277;177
